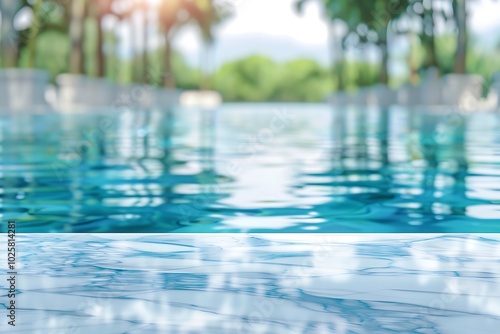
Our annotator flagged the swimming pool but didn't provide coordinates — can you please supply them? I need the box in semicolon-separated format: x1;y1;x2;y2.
1;104;500;232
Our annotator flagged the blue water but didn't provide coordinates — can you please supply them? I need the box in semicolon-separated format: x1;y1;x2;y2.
1;104;500;232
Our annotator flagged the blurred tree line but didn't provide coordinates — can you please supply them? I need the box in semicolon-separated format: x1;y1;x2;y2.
1;0;500;102
296;0;500;89
0;0;219;87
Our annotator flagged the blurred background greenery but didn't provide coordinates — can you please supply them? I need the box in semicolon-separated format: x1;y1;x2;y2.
1;0;500;102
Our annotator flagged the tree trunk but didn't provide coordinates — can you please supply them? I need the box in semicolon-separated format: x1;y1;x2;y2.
336;41;346;91
200;41;214;90
114;17;126;83
130;15;139;82
142;7;148;83
379;38;389;85
377;21;390;85
96;15;105;77
334;20;346;91
0;0;21;67
69;0;86;74
326;19;336;90
27;0;42;68
427;32;438;69
424;0;438;69
408;31;419;85
453;0;467;73
332;23;345;91
163;33;175;88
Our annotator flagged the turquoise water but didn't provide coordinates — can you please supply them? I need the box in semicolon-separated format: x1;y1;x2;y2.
1;104;500;232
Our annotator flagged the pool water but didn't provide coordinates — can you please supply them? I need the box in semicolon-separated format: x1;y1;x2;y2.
1;104;500;232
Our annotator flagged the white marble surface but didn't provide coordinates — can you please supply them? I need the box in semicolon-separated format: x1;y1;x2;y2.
1;234;500;333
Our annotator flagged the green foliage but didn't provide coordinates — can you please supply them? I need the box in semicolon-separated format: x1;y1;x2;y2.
213;55;280;102
468;52;500;79
171;53;202;90
18;30;69;81
435;35;457;75
274;59;333;102
135;48;201;89
213;55;334;102
352;61;381;87
213;55;382;102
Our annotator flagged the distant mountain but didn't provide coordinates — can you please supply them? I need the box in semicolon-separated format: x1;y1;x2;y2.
179;33;331;68
174;30;500;71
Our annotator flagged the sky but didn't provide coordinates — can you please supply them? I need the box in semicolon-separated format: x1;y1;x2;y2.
174;0;331;66
172;0;500;68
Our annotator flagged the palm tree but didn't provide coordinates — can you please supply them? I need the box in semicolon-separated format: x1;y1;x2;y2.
69;0;88;74
407;30;420;84
296;0;409;87
158;0;186;88
27;0;43;68
141;0;149;83
408;0;439;71
423;0;438;69
452;0;467;73
91;0;114;77
126;0;150;83
106;0;134;82
449;0;498;73
348;0;411;86
295;0;347;90
368;0;409;85
184;0;224;90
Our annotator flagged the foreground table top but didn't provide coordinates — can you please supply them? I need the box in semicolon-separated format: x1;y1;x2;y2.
1;233;499;333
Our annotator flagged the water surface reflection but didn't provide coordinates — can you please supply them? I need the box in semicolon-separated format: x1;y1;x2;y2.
1;104;499;232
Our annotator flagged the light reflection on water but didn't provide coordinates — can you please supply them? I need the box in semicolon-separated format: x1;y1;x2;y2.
1;104;500;232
